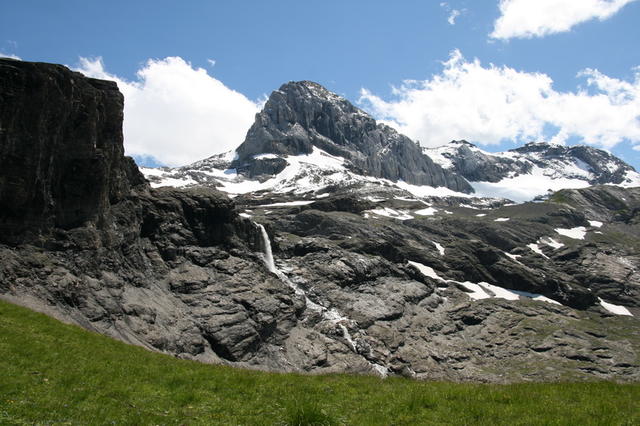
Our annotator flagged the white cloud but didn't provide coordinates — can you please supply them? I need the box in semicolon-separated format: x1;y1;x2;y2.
207;58;216;67
440;2;464;25
0;52;20;59
634;145;640;151
76;57;259;167
448;9;461;25
359;50;640;150
491;0;638;40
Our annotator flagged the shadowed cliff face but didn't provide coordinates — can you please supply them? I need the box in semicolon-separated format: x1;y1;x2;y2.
232;81;473;193
0;58;145;244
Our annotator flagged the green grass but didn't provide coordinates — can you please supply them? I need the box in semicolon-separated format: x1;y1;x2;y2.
1;300;639;425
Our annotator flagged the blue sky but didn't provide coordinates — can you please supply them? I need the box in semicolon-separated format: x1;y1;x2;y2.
2;0;639;169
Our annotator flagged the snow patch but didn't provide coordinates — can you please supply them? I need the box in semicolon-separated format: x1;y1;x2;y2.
599;298;633;316
368;208;413;220
478;282;519;300
253;153;279;160
414;207;438;216
539;237;564;250
433;241;445;256
494;217;510;222
512;290;562;305
459;282;491;300
527;243;549;259
151;176;197;188
555;226;587;240
471;166;591;203
139;167;167;177
408;261;445;281
365;196;385;203
588;220;603;228
504;252;522;263
394;180;472;199
256;200;315;208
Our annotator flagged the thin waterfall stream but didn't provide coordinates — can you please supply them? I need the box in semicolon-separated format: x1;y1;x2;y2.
256;224;276;273
254;221;388;376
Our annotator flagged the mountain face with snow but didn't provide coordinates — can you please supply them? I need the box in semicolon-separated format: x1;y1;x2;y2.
425;140;640;202
143;83;639;204
232;81;472;192
2;60;640;383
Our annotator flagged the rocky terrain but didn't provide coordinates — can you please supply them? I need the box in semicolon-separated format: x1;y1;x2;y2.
1;58;639;383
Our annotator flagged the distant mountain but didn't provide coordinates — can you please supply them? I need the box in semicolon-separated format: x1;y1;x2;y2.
143;83;639;203
425;140;640;202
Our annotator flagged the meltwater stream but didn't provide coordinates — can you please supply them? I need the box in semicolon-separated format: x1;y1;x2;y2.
255;221;388;376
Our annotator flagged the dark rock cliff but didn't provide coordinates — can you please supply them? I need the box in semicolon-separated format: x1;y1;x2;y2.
232;81;473;193
0;58;145;244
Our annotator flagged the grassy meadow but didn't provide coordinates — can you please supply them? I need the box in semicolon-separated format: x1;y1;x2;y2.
0;300;638;425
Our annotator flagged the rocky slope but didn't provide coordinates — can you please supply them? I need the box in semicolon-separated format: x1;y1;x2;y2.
1;59;639;383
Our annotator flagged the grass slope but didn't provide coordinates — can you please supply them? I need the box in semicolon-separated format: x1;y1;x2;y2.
1;300;638;425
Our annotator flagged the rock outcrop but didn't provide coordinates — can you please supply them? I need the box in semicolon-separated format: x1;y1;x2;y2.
0;58;145;245
0;58;300;365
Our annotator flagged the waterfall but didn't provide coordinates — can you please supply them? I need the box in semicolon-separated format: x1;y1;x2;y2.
252;221;388;376
257;223;276;273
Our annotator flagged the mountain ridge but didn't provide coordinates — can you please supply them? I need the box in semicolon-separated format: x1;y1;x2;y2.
143;82;639;204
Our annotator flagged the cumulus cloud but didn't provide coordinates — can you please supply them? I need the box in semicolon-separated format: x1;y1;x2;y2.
359;50;640;149
76;57;259;167
490;0;638;40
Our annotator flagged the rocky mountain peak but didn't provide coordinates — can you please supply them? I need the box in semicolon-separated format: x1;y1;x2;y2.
232;81;473;193
279;80;346;103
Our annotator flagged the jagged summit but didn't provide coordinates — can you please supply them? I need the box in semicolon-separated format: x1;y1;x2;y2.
279;80;346;102
231;81;473;192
